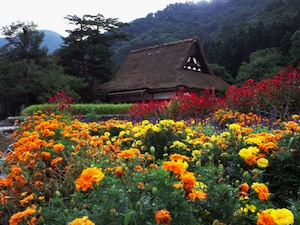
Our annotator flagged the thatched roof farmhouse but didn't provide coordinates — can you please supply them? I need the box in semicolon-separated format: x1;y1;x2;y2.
98;37;229;103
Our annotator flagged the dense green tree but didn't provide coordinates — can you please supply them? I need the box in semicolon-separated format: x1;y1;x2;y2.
209;63;235;85
235;48;285;85
0;21;87;116
0;21;47;61
290;28;300;66
57;14;129;101
0;59;87;115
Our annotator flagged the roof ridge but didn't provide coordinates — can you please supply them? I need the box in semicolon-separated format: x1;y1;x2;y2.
131;36;199;54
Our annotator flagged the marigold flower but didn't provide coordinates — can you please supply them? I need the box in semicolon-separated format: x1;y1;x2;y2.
11;165;22;174
238;148;253;159
256;158;269;169
75;167;105;192
188;189;207;201
68;216;95;225
9;204;37;225
137;182;145;189
258;142;278;152
50;156;64;167
155;209;172;225
53;143;65;152
239;183;249;192
257;210;276;225
169;153;190;162
269;208;294;225
133;165;143;172
115;166;123;178
20;193;34;205
162;159;188;175
245;155;257;166
180;171;197;190
117;148;141;159
251;182;269;200
229;123;241;131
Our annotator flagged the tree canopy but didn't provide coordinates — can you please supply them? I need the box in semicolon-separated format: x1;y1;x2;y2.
57;14;130;101
0;21;87;116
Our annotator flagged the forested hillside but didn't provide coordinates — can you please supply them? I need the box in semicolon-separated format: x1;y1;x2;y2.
111;0;300;84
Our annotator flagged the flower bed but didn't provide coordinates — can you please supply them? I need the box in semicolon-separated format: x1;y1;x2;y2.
0;110;299;225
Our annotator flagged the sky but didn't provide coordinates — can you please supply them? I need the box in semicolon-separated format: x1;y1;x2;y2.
1;0;196;37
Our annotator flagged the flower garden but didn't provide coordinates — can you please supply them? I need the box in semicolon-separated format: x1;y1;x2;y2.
0;65;300;225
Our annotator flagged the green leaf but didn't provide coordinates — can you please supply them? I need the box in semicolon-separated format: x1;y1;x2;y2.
123;212;131;225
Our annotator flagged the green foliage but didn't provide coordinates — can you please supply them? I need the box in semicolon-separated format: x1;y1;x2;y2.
57;14;130;101
0;58;87;116
263;132;300;208
290;28;300;66
21;103;132;116
210;63;235;84
235;48;285;85
0;21;47;61
0;21;87;117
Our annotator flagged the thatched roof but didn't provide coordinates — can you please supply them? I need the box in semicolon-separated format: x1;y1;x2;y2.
98;37;229;94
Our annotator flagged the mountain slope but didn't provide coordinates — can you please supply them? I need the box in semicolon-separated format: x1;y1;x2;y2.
110;0;300;77
0;30;63;54
40;30;64;54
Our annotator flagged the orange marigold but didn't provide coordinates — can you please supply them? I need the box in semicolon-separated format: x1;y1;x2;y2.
188;189;207;201
117;148;141;159
162;159;188;175
256;210;275;225
9;204;37;225
20;193;34;205
169;153;190;162
251;182;269;200
239;182;249;193
53;143;65;152
155;209;172;225
180;172;197;190
68;216;95;225
75;167;105;192
50;156;63;167
115;166;123;178
245;155;257;166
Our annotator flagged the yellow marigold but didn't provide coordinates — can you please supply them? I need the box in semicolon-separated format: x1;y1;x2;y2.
75;167;105;192
248;146;260;155
268;208;294;225
155;209;172;225
53;143;65;152
170;141;188;150
191;150;203;161
229;123;241;131
239;148;253;159
162;159;188;175
68;216;95;225
251;182;269;200
256;158;269;169
239;146;259;159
